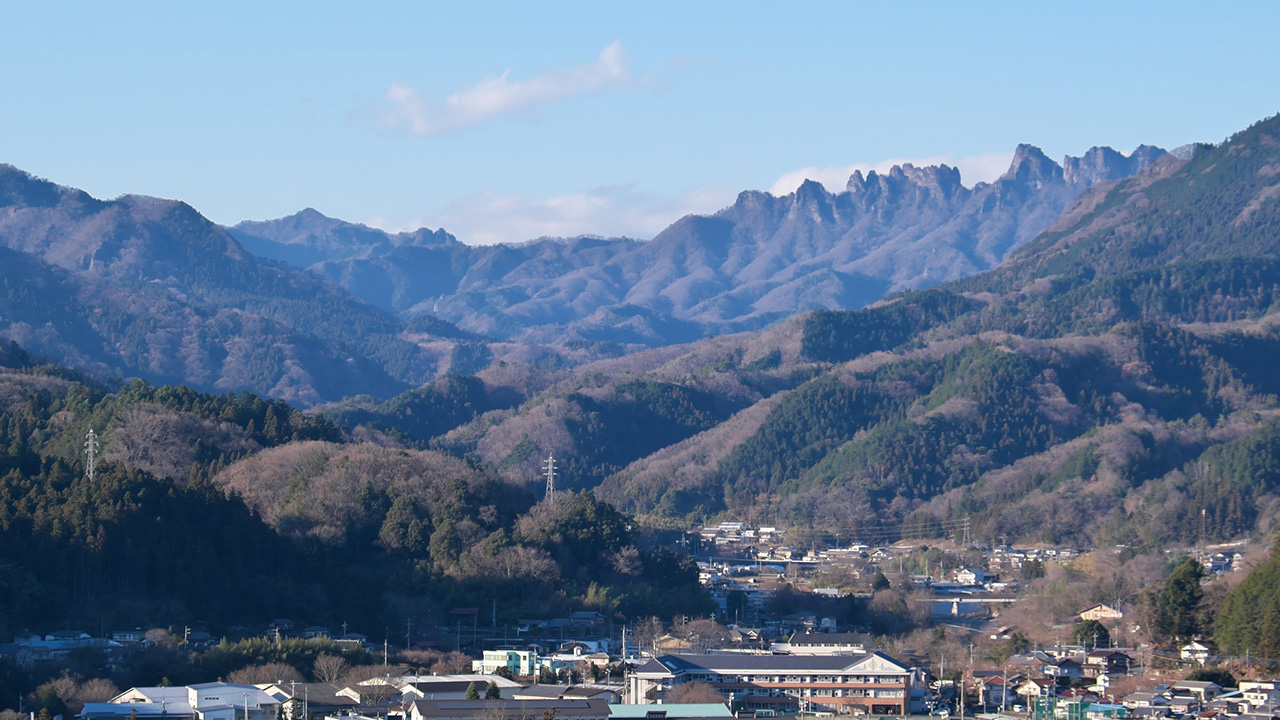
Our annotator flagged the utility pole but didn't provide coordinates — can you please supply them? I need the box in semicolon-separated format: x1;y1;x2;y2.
543;453;557;503
405;618;412;650
1002;667;1008;714
84;429;99;482
1201;508;1207;557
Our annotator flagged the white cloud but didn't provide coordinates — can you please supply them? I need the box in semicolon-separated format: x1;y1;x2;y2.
370;184;735;246
380;41;630;137
768;151;1015;196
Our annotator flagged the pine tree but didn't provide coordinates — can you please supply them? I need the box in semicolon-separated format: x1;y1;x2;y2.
1158;558;1205;641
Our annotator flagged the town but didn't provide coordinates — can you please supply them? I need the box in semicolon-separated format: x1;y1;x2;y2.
2;519;1263;720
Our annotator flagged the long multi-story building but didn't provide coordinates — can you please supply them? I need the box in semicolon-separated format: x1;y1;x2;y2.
627;651;923;715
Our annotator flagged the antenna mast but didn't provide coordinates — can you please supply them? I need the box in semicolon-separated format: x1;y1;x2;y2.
543;453;557;502
84;429;99;482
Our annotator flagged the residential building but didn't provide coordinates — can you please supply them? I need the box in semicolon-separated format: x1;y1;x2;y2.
1241;681;1280;709
259;683;358;719
1170;680;1222;703
627;651;920;715
1043;658;1084;681
1084;650;1132;676
83;684;279;720
770;632;872;656
512;685;623;704
1015;678;1056;702
1077;605;1125;622
1180;641;1212;666
954;568;989;585
473;648;540;676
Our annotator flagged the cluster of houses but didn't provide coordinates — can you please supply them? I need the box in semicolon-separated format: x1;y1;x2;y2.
79;677;640;720
972;646;1138;710
80;640;932;720
1015;679;1280;720
1119;679;1280;719
696;520;1246;591
0;631;128;669
50;617;1280;720
471;640;613;678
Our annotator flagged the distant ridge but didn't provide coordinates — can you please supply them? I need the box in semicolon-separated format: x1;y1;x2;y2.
229;144;1166;346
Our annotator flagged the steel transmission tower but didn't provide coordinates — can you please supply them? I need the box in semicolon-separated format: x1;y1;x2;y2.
84;429;99;482
543;453;557;503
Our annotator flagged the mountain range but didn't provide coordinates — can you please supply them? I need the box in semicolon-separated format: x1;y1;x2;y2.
230;144;1168;345
0;139;1170;405
2;110;1280;561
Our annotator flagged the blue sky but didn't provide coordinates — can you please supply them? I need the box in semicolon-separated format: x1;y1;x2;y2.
2;2;1277;244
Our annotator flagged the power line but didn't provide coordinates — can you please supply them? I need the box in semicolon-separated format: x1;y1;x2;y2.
829;516;973;545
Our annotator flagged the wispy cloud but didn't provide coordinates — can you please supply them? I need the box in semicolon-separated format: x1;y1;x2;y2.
380;41;630;137
769;151;1015;196
369;184;735;246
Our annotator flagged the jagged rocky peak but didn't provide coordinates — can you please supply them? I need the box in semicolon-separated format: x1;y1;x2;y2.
394;226;457;246
845;161;965;204
1130;144;1169;166
897;162;964;199
1062;145;1169;187
1001;144;1064;187
736;188;772;204
792;178;831;204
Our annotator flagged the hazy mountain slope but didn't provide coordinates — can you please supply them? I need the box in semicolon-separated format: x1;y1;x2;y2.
981;122;1280;289
235;146;1164;346
230;207;459;267
0;165;478;405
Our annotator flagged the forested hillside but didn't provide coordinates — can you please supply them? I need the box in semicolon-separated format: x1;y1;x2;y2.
0;342;708;636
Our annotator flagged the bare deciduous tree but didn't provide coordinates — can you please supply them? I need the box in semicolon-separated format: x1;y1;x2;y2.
314;654;350;686
632;617;663;657
429;652;473;675
76;679;121;707
664;683;726;704
686;619;731;653
145;628;180;649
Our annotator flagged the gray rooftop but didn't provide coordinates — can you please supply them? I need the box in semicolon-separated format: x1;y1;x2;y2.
651;651;907;673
